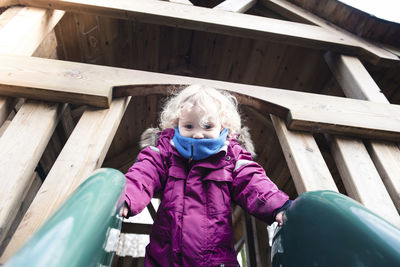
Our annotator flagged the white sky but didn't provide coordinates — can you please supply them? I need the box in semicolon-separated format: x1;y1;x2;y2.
339;0;400;23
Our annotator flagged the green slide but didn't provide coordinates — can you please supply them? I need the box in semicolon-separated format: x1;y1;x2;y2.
5;168;126;267
271;190;400;267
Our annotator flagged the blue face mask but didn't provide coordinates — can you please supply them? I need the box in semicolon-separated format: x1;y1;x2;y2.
172;127;229;161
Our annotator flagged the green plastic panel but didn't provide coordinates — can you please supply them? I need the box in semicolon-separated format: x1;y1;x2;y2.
5;168;126;267
272;190;400;267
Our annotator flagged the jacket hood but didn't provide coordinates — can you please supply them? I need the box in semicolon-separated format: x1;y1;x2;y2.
139;126;256;158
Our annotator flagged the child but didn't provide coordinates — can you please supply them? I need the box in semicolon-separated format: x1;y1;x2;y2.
123;84;290;266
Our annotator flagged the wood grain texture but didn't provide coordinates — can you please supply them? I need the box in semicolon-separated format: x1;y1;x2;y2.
325;52;400;214
260;0;399;66
214;0;256;13
2;54;399;140
330;136;400;226
271;115;337;194
0;6;64;251
18;0;378;60
0;101;65;246
0;7;64;127
0;97;130;262
0;54;112;108
113;83;400;141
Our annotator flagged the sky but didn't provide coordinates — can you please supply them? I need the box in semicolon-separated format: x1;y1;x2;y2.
339;0;400;23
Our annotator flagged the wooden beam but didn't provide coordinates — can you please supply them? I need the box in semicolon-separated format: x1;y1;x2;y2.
214;0;256;13
270;115;338;194
147;202;157;221
0;97;16;127
0;7;64;56
0;101;66;246
324;53;389;103
325;53;400;215
114;84;400;142
242;213;257;267
16;0;391;64
260;0;399;66
0;7;64;127
4;53;400;140
0;0;18;7
0;55;112;108
330;136;400;226
0;97;130;262
0;7;64;251
368;142;400;213
0;172;41;256
121;222;152;235
251;217;270;267
168;0;193;5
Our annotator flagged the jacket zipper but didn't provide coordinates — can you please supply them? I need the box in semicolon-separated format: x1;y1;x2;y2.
189;143;193;161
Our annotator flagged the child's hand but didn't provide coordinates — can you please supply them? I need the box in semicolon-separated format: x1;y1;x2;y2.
275;211;285;226
120;203;130;218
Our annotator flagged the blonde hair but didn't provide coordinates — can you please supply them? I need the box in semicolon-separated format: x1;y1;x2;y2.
160;84;241;137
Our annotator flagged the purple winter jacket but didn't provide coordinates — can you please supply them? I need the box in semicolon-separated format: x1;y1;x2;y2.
125;129;289;266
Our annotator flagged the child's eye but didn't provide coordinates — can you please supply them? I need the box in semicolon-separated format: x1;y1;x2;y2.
185;124;193;129
204;125;213;130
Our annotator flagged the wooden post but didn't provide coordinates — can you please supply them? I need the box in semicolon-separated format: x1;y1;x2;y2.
325;53;400;224
0;101;66;246
242;213;257;267
0;7;64;249
329;135;399;225
271;115;338;194
0;97;130;262
260;0;400;225
0;7;64;127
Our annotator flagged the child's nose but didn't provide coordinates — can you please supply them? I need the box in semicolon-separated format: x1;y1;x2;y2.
193;131;204;139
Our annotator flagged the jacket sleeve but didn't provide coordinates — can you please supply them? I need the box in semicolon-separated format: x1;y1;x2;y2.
124;145;168;216
231;145;289;224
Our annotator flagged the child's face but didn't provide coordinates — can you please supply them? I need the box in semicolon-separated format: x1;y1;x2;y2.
178;105;222;139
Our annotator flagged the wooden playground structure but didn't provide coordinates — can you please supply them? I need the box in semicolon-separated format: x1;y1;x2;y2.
0;0;399;266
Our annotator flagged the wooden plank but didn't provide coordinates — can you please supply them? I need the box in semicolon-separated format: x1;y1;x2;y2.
0;0;18;7
324;53;388;103
0;7;64;125
0;55;112;108
32;30;59;59
270;115;338;194
0;7;65;127
367;141;400;214
325;53;400;214
0;10;65;247
0;172;41;256
0;101;66;246
0;97;130;262
168;0;193;5
121;223;152;235
0;7;64;258
260;0;399;66
0;7;64;55
0;98;16;127
214;0;256;13
17;0;386;62
1;54;400;140
330;136;400;226
0;7;23;31
251;217;270;267
242;213;257;267
114;84;400;142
